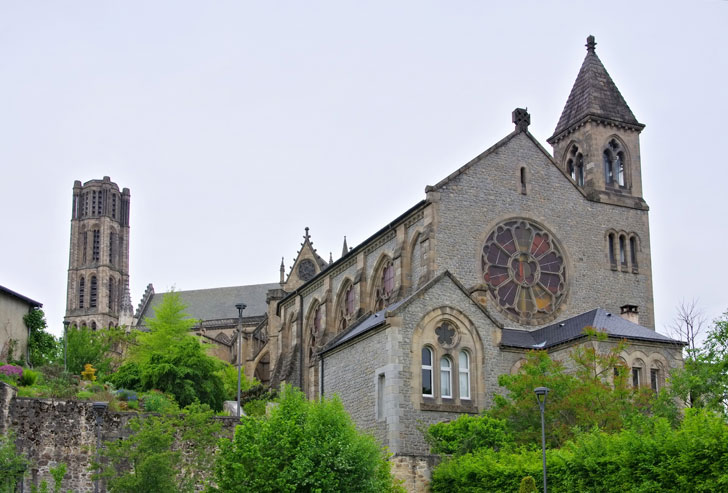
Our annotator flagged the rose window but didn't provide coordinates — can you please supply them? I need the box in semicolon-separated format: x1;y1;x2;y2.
481;220;566;322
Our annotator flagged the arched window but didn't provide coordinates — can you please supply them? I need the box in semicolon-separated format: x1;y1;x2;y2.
422;347;433;396
338;282;356;332
92;229;100;261
345;285;355;317
604;139;627;188
608;233;616;266
619;235;627;267
567;145;585;186
90;276;98;308
459;350;470;400
631;358;645;388
108;278;116;312
630;236;638;270
374;260;396;310
78;277;85;309
91;321;97;331
440;356;452;398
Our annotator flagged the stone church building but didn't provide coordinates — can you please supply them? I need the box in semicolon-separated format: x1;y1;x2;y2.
66;36;683;489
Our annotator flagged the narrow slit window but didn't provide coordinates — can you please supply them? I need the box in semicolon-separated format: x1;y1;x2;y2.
78;277;85;309
650;368;659;392
90;276;98;308
619;235;627;266
608;233;616;266
520;167;527;194
377;373;385;420
632;367;641;388
630;236;638;269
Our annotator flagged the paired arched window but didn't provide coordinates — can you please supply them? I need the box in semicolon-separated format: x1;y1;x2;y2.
603;139;626;188
566;144;585;186
421;346;472;401
607;231;640;272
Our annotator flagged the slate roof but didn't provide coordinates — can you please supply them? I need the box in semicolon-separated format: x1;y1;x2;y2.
501;308;683;350
138;283;279;323
0;285;42;308
549;36;643;143
322;298;407;352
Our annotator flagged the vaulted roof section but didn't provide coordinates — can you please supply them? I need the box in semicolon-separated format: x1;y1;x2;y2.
548;36;644;144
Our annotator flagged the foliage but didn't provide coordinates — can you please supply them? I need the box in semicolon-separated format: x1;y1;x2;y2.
216;363;257;401
49;463;67;493
110;293;225;410
81;363;97;381
140;390;179;414
105;361;141;390
214;385;403;493
139;337;225;410
64;326;112;376
671;310;728;414
518;476;537;493
24;309;60;367
490;329;677;447
425;413;509;455
97;403;221;493
239;384;278;417
431;409;728;493
130;292;198;365
0;431;28;493
0;364;22;381
19;368;39;386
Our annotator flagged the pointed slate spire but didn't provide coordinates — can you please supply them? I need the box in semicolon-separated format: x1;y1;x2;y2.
280;257;285;284
548;35;644;143
118;281;135;327
341;236;348;257
329;252;333;263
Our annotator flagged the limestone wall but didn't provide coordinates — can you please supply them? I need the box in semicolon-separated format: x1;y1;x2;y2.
0;382;237;492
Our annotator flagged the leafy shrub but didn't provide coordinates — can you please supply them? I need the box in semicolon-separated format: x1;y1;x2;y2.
18;368;39;387
519;476;537;493
215;385;404;492
425;413;509;455
76;390;94;400
127;400;139;410
81;363;97;381
141;391;179;414
0;365;22;381
106;362;142;390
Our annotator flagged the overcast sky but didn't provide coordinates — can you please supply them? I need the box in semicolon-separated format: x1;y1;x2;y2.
1;1;726;338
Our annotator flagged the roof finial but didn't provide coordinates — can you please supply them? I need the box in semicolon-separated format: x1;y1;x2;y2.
512;108;530;132
280;257;285;284
329;252;333;263
341;236;348;257
304;226;310;241
586;35;596;53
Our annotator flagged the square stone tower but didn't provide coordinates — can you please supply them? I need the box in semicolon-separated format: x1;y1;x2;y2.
64;177;132;329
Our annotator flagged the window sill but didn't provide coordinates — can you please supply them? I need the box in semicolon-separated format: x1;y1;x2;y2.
420;400;478;413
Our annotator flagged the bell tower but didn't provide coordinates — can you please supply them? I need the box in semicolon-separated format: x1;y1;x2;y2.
548;36;647;210
64;177;131;329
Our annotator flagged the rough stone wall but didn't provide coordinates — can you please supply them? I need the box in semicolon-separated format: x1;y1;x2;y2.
390;454;440;493
0;292;32;362
433;132;655;328
0;385;237;492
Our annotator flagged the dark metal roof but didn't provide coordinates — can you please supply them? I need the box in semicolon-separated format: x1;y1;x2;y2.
138;283;279;323
501;308;682;350
322;298;408;353
549;36;643;143
0;285;42;308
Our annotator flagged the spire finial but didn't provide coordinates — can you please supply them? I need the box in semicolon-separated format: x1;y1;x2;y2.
586;35;596;53
304;226;310;241
280;257;285;284
329;252;333;263
341;236;348;257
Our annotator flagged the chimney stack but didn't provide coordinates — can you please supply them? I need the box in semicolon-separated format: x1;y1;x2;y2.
620;304;639;325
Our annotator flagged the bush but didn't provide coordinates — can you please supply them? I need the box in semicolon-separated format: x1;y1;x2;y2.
215;385;403;493
0;365;22;381
115;389;138;402
106;362;142;390
141;391;179;414
519;476;537;493
425;413;509;455
18;368;39;387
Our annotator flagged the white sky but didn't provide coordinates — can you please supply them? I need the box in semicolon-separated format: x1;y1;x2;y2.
1;1;726;338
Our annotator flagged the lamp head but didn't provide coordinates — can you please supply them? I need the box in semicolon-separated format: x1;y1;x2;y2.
235;303;247;319
63;320;70;329
534;386;549;403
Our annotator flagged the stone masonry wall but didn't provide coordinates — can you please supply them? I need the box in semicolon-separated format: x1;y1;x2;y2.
0;382;236;492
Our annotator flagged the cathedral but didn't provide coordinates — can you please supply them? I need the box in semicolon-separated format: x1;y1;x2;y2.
65;36;683;488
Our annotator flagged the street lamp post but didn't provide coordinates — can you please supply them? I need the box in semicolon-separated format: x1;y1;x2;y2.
63;320;70;373
235;303;246;419
534;386;549;493
92;401;108;493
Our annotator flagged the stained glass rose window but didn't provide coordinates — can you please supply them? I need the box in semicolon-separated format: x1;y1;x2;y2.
481;219;566;322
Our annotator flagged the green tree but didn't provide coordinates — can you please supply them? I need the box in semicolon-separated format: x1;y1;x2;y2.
0;431;28;492
214;385;404;493
216;363;257;401
64;326;112;376
490;328;677;447
671;310;728;414
111;293;225;410
97;403;221;493
24;308;59;367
